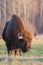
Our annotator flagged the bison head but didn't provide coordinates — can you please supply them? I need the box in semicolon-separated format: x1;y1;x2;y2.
22;31;33;52
18;31;32;53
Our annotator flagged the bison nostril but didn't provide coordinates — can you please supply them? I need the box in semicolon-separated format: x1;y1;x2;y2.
22;48;27;53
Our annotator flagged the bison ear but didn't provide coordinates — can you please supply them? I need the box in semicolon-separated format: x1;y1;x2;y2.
18;33;24;40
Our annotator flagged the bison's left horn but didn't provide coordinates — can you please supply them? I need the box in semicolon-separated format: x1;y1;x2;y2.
18;33;23;39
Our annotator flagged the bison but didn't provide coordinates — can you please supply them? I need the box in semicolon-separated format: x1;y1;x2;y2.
2;15;32;56
2;21;9;41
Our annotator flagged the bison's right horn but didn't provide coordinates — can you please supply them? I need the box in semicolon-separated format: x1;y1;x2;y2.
18;33;23;39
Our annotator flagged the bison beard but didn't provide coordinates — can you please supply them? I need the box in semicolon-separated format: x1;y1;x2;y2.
2;15;32;56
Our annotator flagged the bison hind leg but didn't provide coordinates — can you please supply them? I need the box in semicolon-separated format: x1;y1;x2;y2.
7;50;14;56
8;50;12;56
6;44;14;56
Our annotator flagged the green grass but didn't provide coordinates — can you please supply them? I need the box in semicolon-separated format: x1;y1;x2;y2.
0;39;43;65
0;39;43;57
0;60;43;65
0;45;7;55
23;44;43;57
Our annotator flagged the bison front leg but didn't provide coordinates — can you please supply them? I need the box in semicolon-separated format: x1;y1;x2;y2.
19;49;22;56
15;49;22;56
15;49;18;56
15;49;21;56
11;50;14;56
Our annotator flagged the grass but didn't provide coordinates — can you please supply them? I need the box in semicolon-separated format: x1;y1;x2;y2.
0;38;43;57
23;44;43;57
0;38;43;65
0;60;43;65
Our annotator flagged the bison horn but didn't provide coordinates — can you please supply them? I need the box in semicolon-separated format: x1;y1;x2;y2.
18;33;23;39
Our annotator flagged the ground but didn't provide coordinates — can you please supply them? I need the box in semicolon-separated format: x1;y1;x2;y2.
0;35;43;65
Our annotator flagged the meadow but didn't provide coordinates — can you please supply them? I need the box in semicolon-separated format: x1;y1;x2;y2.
0;36;43;65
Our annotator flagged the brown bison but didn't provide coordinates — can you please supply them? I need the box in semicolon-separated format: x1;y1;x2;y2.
2;15;32;56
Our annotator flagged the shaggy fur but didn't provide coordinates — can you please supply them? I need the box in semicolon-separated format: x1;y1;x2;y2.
2;15;32;56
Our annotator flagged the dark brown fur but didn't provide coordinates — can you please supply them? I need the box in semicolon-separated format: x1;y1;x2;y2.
2;15;32;56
